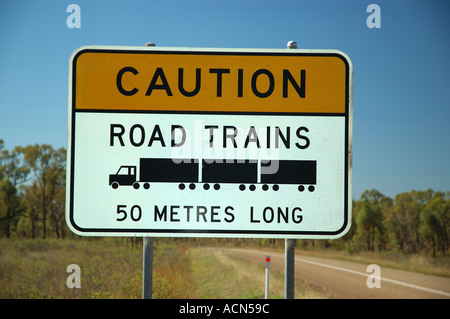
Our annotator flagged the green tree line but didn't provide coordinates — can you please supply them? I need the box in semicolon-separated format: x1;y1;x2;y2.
0;140;66;239
0;140;448;256
347;189;449;257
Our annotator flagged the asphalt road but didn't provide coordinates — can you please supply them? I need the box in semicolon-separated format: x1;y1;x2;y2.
226;248;450;299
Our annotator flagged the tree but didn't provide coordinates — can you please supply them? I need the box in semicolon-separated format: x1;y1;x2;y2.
47;149;67;239
0;179;21;238
355;190;391;251
0;140;29;237
20;183;41;238
17;144;66;239
420;192;449;256
0;140;29;186
389;190;434;254
356;202;380;251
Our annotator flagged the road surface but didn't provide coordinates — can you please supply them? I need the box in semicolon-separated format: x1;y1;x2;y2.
225;248;450;299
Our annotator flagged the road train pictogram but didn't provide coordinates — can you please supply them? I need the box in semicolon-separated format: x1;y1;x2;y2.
109;158;317;192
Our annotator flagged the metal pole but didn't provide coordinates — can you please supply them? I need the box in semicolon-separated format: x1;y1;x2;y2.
285;238;295;299
142;237;153;299
142;42;156;300
287;41;298;49
284;41;298;300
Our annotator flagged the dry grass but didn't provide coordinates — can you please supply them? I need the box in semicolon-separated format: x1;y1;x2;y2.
0;238;139;298
189;247;326;299
9;238;441;299
0;238;192;299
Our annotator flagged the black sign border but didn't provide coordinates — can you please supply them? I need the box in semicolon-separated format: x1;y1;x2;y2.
67;47;352;238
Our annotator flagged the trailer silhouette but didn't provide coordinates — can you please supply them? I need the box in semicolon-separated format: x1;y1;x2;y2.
109;158;316;192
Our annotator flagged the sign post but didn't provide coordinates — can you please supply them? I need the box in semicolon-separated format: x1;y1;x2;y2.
285;41;297;300
285;238;295;299
141;42;156;300
142;236;153;299
66;45;352;239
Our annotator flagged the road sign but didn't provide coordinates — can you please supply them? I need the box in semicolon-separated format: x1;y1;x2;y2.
66;45;353;238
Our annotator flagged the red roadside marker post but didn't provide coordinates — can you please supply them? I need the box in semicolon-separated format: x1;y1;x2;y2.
265;255;271;299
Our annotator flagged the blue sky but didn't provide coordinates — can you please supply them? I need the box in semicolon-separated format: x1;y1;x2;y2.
0;0;449;199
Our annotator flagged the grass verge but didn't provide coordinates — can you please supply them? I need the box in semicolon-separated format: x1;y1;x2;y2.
2;238;445;299
189;247;326;299
0;239;327;299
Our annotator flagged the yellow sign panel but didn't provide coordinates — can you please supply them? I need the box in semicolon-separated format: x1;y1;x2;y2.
71;47;350;114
